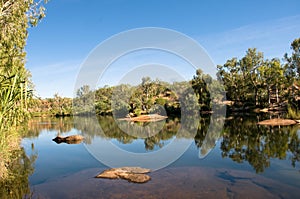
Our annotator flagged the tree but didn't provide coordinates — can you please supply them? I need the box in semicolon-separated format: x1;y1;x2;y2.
284;38;300;80
73;85;95;115
258;59;285;106
284;38;300;109
0;0;47;130
240;48;264;105
218;48;264;105
191;69;211;111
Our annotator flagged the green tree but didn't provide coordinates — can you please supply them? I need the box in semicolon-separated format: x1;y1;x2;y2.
0;0;47;183
191;69;211;111
240;48;264;105
284;38;300;109
217;57;244;103
73;85;95;115
258;58;285;106
0;0;46;130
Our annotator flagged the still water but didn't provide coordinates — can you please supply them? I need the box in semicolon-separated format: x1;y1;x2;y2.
16;116;300;198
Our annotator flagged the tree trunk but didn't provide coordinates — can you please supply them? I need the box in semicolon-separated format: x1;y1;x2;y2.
276;86;279;103
267;85;270;106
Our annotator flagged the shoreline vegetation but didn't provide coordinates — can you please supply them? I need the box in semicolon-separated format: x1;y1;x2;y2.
29;38;300;120
0;0;47;194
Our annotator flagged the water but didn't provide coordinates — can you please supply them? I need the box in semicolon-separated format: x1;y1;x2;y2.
16;116;300;198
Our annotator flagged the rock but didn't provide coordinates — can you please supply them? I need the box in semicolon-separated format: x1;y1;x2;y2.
118;114;167;122
118;172;151;183
95;167;151;183
52;135;84;144
257;119;297;126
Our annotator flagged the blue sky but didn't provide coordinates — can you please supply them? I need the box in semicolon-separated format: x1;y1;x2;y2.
26;0;300;98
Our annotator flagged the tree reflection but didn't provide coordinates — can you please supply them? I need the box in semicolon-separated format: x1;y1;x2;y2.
25;117;74;138
0;148;36;199
74;116;181;150
24;116;300;173
220;116;300;173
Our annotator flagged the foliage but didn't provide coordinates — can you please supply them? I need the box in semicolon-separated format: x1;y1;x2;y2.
0;0;47;182
30;94;72;116
73;85;95;115
217;39;300;111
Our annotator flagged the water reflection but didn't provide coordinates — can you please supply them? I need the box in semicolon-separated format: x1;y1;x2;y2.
25;116;300;173
74;116;181;151
6;115;298;198
221;116;300;173
0;147;36;199
25;117;74;138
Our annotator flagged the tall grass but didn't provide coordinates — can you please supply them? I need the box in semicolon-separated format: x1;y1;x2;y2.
0;73;30;131
0;70;31;180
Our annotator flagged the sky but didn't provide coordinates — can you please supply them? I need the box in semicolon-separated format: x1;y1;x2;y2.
25;0;300;98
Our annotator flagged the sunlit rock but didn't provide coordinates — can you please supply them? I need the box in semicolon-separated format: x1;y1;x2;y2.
257;118;297;126
95;167;151;183
52;135;84;144
118;114;167;122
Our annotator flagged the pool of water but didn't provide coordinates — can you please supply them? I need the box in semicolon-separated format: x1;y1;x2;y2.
19;116;300;198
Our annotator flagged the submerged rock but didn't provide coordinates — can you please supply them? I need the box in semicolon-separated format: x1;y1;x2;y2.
95;167;151;183
52;135;84;144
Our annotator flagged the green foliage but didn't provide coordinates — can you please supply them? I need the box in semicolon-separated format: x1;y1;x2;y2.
73;85;95;115
191;69;211;111
0;0;47;181
29;94;72;117
217;48;264;106
217;39;300;110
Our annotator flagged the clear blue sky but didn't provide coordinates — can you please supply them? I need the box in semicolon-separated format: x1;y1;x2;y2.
26;0;300;98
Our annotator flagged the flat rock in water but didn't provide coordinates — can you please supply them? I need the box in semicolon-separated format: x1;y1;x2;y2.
95;167;151;183
118;114;167;122
258;118;297;126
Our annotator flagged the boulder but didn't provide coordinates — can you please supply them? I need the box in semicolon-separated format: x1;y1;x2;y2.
52;135;84;144
95;167;151;183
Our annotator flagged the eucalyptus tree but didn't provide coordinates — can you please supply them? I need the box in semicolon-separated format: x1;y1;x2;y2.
191;69;211;111
73;85;95;115
284;38;300;108
218;48;266;107
240;48;264;105
257;58;285;106
217;57;244;103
